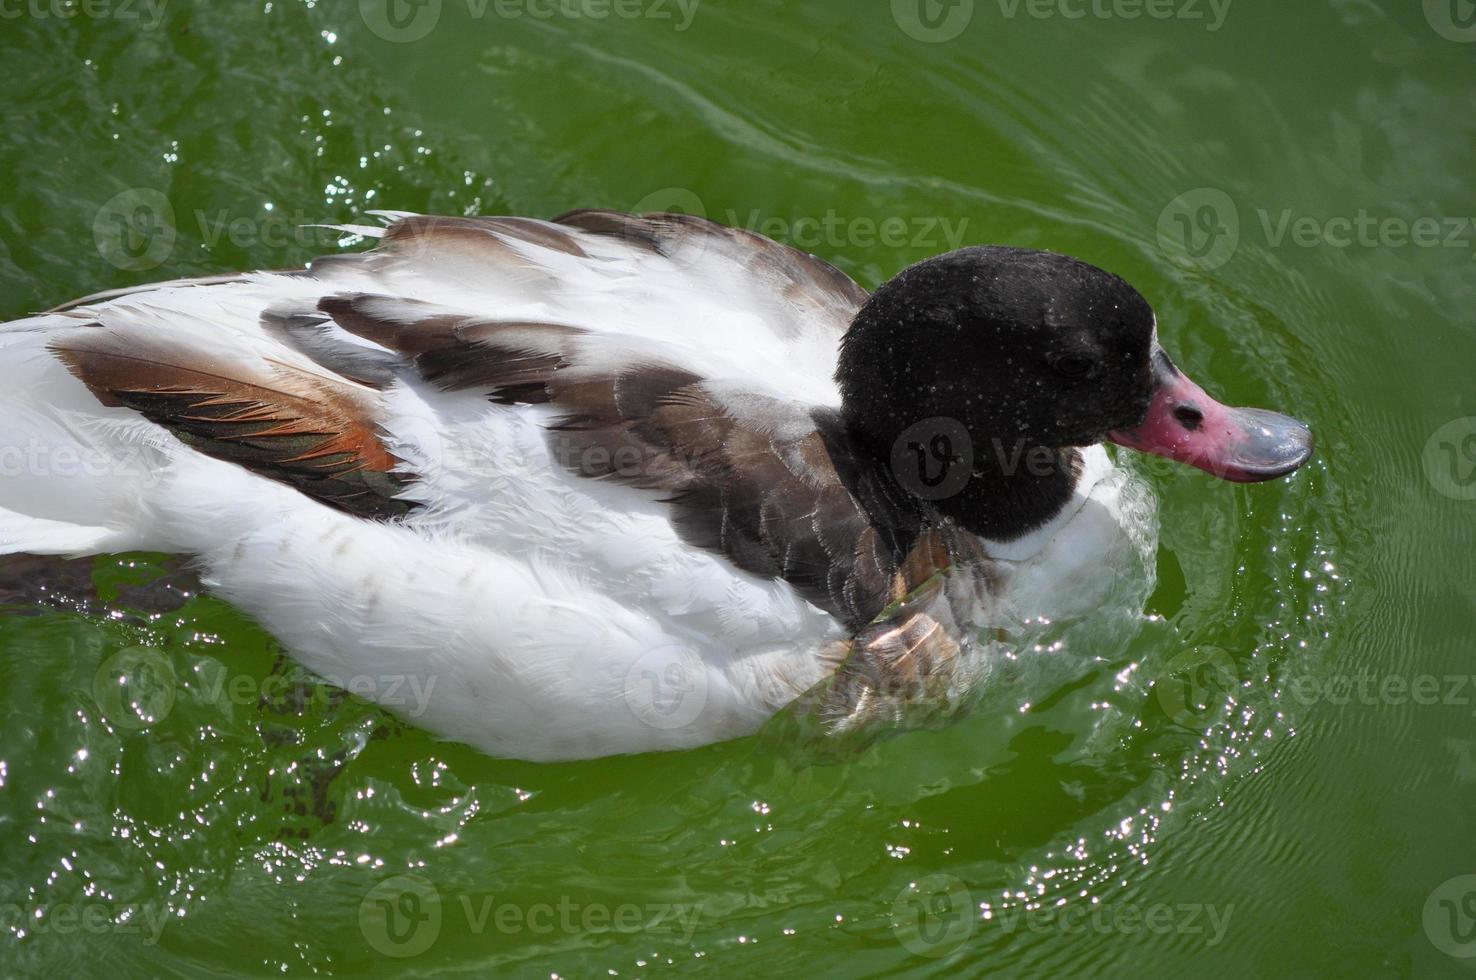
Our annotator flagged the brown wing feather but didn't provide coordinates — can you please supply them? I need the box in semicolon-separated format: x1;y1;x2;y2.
50;329;413;519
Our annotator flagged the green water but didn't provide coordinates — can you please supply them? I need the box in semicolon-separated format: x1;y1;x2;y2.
2;0;1474;975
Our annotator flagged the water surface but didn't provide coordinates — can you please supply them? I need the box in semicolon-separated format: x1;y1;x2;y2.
1;1;1474;975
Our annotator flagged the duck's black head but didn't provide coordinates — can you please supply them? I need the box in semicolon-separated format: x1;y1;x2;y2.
836;246;1313;541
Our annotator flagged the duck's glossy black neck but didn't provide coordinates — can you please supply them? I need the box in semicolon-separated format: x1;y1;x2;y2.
813;410;1083;546
918;441;1082;541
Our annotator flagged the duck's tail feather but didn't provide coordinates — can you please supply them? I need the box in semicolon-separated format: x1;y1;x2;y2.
0;315;171;556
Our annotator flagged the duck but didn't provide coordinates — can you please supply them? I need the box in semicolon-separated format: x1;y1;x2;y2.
0;210;1313;761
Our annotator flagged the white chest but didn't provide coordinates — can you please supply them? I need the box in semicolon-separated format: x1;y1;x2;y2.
976;446;1160;632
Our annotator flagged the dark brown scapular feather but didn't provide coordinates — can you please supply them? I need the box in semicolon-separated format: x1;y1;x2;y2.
260;310;402;389
319;293;588;403
550;384;928;630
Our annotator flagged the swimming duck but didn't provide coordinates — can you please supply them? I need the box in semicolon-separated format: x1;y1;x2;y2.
0;210;1312;760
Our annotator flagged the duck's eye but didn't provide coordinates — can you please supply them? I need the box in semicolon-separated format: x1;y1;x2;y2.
1049;353;1094;378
